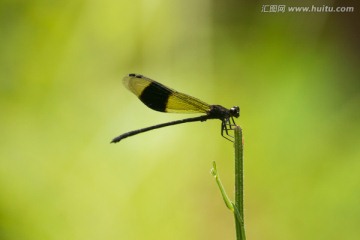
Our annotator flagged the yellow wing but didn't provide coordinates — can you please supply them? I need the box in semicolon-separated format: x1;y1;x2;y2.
123;74;210;113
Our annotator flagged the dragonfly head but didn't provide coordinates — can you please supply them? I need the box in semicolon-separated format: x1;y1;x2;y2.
230;106;240;118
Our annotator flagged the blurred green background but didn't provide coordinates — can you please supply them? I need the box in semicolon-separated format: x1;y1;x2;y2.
1;0;359;239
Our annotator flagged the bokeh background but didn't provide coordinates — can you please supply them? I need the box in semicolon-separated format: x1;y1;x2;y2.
1;0;359;239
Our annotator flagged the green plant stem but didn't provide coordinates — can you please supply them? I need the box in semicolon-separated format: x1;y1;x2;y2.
234;126;246;240
211;162;234;212
211;126;246;240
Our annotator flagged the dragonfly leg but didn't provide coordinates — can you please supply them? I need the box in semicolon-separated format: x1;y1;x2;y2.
221;119;235;142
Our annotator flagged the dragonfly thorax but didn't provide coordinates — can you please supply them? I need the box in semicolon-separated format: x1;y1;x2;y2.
208;105;239;120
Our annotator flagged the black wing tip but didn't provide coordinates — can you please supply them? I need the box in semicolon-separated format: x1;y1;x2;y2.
128;73;143;78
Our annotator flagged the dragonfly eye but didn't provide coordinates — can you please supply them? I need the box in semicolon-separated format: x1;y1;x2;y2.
230;106;240;118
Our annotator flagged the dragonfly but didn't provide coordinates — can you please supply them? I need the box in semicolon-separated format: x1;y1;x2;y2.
111;73;240;143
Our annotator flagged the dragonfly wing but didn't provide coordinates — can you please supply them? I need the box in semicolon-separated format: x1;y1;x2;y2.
123;74;210;113
166;91;210;113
